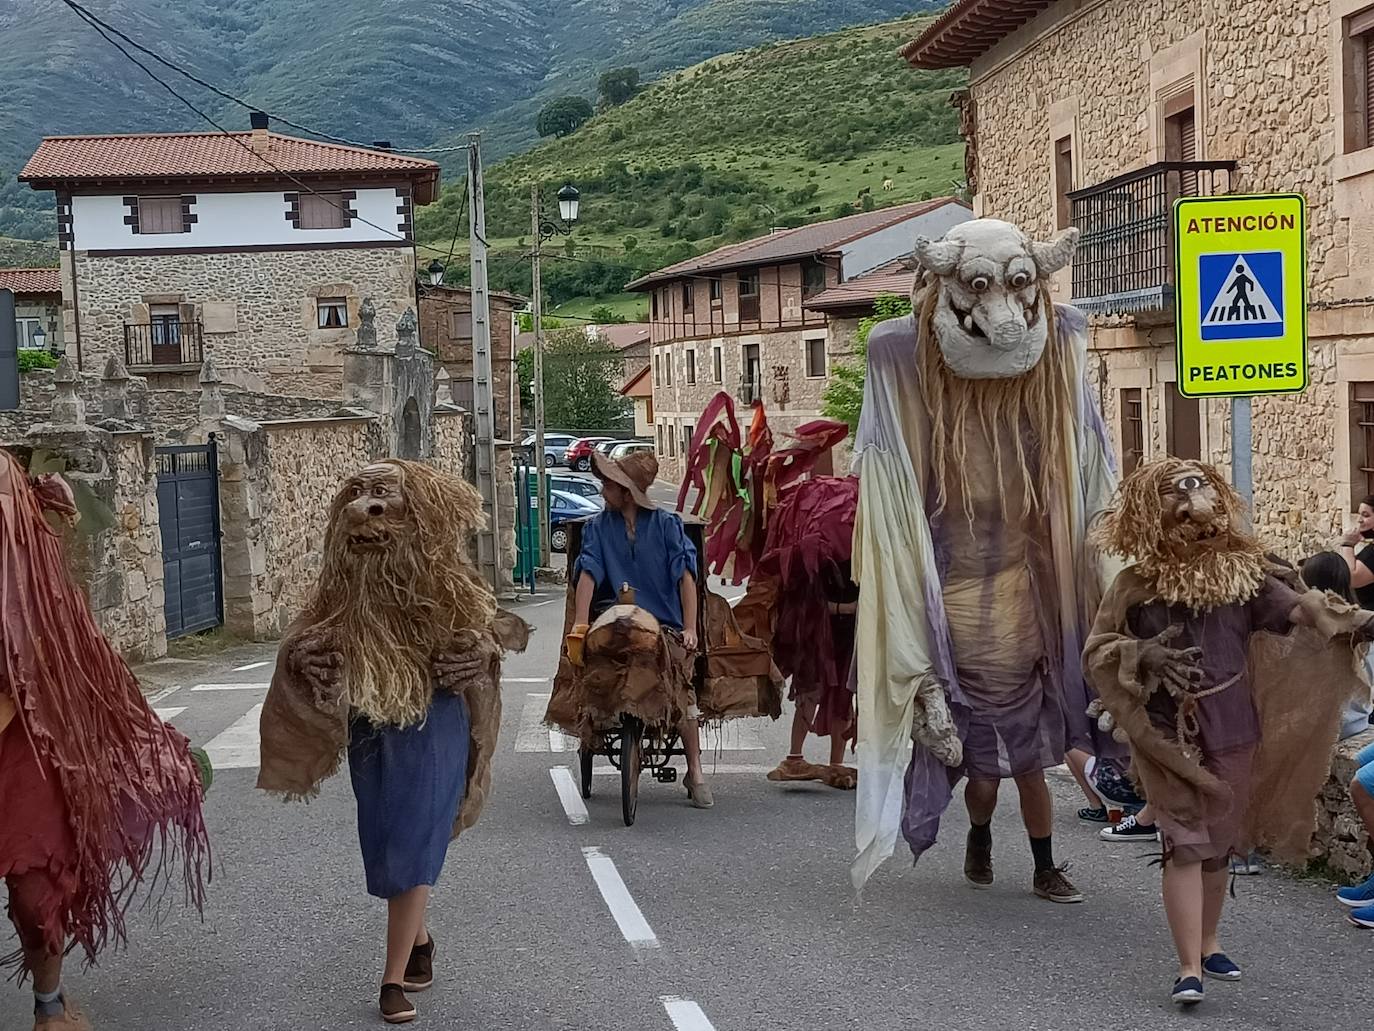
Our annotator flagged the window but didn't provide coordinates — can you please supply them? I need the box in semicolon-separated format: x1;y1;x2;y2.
1163;91;1198;195
652;291;660;321
1053;135;1074;230
1165;382;1201;460
712;345;722;383
683;423;695;455
15;317;44;349
657;423;665;454
709;277;722;303
805;337;826;378
682;282;695;314
686;349;697;385
739;271;760;322
140;196;184;235
665;351;673;387
1346;9;1374;151
1352;382;1374;509
654;353;661;387
451;310;473;341
1120;388;1145;476
299;191;349;230
802;259;828;298
668;424;677;458
317;297;349;329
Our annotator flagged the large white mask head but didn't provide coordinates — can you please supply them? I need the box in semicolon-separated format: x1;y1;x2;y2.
913;219;1079;380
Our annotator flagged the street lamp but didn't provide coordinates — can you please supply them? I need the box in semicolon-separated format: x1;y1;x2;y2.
540;183;580;241
426;259;446;287
30;325;45;352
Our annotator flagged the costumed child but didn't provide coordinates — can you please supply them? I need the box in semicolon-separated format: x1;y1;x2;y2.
1;449;210;1031
1084;458;1374;1007
257;461;527;1025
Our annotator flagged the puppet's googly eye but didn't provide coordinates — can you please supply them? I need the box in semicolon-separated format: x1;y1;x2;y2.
969;275;990;292
1010;271;1032;290
1179;475;1204;491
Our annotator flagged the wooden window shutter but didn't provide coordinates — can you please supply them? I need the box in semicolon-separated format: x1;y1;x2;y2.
1366;30;1374;146
1178;111;1197;161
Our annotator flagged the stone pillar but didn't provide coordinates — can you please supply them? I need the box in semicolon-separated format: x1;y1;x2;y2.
199;353;226;425
435;365;455;406
214;415;274;640
494;440;518;598
50;357;84;427
101;355;132;424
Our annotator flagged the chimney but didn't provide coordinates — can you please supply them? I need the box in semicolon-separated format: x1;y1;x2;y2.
372;141;393;152
249;111;270;156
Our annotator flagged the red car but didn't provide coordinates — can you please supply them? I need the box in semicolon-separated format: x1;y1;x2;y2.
564;437;614;472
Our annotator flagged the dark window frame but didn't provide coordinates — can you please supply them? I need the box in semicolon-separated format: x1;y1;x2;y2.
1352;382;1374;510
1120;387;1145;476
805;337;826;378
317;297;349;329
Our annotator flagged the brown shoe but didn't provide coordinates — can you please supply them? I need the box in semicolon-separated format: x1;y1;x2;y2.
404;934;435;992
964;828;993;887
1033;866;1085;904
380;983;417;1025
34;998;92;1031
766;756;821;782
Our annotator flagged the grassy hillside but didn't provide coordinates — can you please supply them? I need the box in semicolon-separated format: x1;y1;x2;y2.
417;15;966;306
0;236;58;268
0;0;932;239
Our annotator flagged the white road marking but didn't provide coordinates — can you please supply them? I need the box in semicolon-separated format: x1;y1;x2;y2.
146;686;180;705
549;767;589;825
191;682;270;692
549;728;578;752
700;721;765;752
591;762;768;777
203;704;263;770
514;693;554;752
661;997;717;1031
506;677;552;684
233;661;271;672
529;599;559;608
154;706;186;721
581;846;658;950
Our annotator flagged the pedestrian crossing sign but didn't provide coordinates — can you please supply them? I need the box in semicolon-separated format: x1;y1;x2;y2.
1175;194;1307;398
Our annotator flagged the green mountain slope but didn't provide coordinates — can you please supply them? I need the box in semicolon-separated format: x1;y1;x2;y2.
416;15;966;308
0;0;940;239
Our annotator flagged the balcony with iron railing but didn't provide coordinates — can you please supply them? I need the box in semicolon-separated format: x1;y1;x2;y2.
123;321;204;369
1068;160;1237;317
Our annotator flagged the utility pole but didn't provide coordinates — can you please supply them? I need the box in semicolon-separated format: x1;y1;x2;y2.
467;134;501;591
530;182;550;567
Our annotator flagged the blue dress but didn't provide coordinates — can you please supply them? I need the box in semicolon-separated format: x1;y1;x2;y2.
347;690;470;899
575;508;697;628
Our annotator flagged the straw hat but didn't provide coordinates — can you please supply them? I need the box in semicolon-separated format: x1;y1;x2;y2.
590;449;658;509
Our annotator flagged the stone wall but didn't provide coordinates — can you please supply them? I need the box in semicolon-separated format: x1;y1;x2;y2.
70;245;417;393
1315;729;1374;881
1;366;151;439
419;287;521;439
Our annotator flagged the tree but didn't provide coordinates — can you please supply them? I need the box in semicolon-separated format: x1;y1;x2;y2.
597;67;641;109
542;327;632;431
516;346;535;414
822;294;913;433
536;96;594;138
588;304;628;325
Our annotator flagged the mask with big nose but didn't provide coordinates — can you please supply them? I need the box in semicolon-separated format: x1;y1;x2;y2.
1160;467;1227;540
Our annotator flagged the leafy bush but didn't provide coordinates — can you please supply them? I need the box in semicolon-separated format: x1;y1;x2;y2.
18;349;58;374
823;294;912;432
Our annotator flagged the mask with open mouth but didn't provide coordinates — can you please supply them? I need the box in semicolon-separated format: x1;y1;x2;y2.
913;219;1078;380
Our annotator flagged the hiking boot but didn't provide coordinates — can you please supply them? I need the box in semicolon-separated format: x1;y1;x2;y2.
964;828;993;887
380;984;416;1025
404;934;435;992
34;998;92;1031
1033;866;1085;903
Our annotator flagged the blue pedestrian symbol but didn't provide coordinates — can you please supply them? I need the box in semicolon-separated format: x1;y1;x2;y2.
1198;252;1285;341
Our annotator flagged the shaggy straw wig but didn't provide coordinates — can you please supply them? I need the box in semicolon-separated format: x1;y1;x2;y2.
914;278;1075;522
303;460;496;726
1094;457;1267;610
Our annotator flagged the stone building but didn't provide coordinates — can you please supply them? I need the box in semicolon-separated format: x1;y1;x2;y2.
628;200;970;482
1;267;65;353
418;283;525;439
620;363;654;437
904;0;1374;558
18;113;439;397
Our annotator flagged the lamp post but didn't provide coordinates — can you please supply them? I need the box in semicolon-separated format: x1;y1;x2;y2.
31;325;45;352
426;258;446;288
531;181;580;567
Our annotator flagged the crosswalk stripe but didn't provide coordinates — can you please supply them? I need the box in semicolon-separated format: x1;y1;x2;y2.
192;682;270;692
204;704;263;770
154;706;186;721
514;693;553;752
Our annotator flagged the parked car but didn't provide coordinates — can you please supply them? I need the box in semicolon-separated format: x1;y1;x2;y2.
594;439;624;454
524;474;601;502
564;436;615;472
521;432;579;468
608;440;655;460
549;488;602;552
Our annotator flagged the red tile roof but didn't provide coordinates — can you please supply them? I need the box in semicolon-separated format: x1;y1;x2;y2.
619;363;652;397
20;131;440;202
901;0;1056;69
626;198;968;290
0;267;62;297
803;259;917;314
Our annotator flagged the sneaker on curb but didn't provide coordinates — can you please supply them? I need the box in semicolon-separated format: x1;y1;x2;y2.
380;984;417;1025
1337;871;1374;907
1033;866;1084;903
964;829;993;887
1099;813;1157;841
1077;806;1109;824
1171;976;1205;1005
1202;952;1242;981
1347;902;1374;929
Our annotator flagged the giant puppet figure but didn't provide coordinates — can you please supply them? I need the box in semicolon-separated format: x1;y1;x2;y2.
850;219;1118;901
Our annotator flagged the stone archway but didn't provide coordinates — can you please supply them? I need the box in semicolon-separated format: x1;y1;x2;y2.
399;398;421;459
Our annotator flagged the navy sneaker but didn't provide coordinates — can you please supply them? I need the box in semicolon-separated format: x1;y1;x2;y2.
1348;902;1374;929
1171;976;1205;1005
1099;813;1158;841
1202;953;1242;981
1336;871;1374;907
1077;806;1109;824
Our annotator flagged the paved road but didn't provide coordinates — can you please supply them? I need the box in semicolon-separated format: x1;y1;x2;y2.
4;589;1369;1030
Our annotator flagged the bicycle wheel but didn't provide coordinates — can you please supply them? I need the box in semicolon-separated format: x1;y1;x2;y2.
620;716;643;827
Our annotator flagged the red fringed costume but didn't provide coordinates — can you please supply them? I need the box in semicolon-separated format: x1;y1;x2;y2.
0;450;209;974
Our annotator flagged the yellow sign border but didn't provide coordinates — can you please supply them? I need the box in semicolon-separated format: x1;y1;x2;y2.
1173;193;1308;399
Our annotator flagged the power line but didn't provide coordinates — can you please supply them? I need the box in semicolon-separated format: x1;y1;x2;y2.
57;0;473;155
